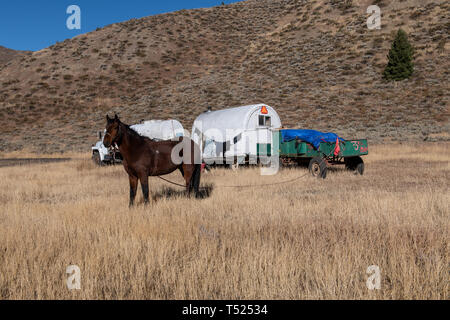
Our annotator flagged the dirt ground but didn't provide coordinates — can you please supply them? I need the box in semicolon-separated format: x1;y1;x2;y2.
0;158;71;168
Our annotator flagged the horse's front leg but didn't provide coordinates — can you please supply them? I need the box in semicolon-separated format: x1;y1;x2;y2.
129;174;138;207
139;174;150;205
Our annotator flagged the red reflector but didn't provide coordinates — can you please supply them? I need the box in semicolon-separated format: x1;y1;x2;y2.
261;106;268;114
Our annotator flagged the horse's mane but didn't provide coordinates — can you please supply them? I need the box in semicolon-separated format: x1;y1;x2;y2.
122;122;156;142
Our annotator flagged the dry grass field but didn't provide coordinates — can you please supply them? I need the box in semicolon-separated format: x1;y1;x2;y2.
0;143;448;299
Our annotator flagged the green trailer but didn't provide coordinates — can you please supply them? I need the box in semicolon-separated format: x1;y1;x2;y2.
272;130;369;179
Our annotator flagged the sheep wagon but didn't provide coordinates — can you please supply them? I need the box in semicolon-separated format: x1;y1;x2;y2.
92;119;185;166
191;104;282;168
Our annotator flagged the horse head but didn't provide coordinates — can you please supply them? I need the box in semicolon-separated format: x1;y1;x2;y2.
103;114;121;147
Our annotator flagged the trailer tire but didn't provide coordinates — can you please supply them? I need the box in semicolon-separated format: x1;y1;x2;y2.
356;162;364;175
345;156;364;175
308;157;327;179
92;151;103;166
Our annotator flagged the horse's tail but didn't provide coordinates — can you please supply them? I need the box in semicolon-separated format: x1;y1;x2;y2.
190;163;201;196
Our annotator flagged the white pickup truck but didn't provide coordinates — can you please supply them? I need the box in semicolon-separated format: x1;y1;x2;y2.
91;130;122;166
91;119;185;166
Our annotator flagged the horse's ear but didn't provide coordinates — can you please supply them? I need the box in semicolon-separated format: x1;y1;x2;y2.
106;115;111;122
114;114;120;122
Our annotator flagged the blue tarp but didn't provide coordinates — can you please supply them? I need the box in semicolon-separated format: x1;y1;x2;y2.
280;129;345;149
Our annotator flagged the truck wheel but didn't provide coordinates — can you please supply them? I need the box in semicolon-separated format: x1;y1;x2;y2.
92;151;103;166
345;156;364;175
308;157;327;179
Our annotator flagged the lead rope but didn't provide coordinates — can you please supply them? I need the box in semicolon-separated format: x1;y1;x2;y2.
157;171;310;189
218;171;309;188
157;175;186;188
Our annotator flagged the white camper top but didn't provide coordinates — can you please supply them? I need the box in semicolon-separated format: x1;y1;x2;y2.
131;120;184;141
192;104;282;143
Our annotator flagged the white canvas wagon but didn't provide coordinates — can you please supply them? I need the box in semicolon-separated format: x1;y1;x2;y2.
191;104;282;166
92;119;185;166
130;120;185;141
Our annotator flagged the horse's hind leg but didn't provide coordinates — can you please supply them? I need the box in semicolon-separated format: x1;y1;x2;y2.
139;174;150;205
182;164;194;195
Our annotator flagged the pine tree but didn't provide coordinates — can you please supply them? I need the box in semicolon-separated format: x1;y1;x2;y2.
383;29;414;81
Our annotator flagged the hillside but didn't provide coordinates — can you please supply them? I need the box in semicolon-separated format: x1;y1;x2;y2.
0;46;28;65
0;0;448;153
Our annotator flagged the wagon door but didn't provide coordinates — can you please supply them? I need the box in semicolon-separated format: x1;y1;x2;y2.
247;107;274;161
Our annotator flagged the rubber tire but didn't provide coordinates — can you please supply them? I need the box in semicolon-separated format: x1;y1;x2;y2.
92;151;103;166
308;157;327;179
356;161;364;175
345;156;364;175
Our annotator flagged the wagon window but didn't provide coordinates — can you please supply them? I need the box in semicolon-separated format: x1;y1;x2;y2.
259;115;265;126
259;115;271;127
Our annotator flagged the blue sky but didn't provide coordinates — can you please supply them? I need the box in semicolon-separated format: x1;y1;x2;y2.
0;0;242;51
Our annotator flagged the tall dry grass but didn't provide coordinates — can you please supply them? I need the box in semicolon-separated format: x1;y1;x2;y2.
0;143;448;299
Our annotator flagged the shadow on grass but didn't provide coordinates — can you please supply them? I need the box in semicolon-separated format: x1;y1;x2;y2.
152;183;214;201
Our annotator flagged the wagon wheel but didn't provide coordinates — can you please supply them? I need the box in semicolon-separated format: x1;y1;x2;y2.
345;156;364;175
308;157;327;179
356;161;364;175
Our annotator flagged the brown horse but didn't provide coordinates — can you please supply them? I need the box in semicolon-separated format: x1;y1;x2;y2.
103;114;202;206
